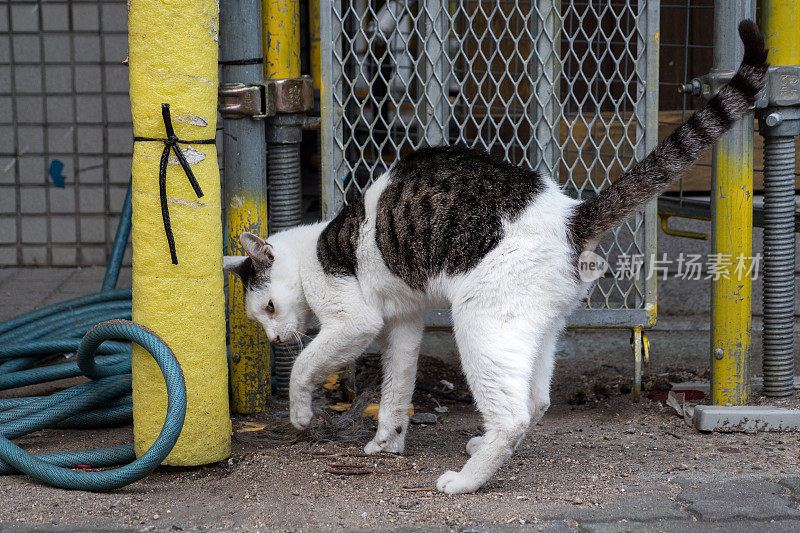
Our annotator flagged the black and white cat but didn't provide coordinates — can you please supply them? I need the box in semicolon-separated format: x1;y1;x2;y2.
224;21;768;494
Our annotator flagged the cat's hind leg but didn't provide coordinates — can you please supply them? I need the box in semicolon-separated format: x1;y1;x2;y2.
465;326;559;458
465;435;485;456
436;305;541;494
364;314;424;455
529;326;560;426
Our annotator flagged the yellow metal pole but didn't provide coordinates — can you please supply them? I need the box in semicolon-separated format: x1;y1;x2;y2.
128;0;231;464
710;134;754;406
709;1;755;406
309;0;321;93
221;0;272;412
263;0;302;79
761;0;800;66
227;214;271;411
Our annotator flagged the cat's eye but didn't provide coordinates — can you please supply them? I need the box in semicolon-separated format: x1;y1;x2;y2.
266;300;275;314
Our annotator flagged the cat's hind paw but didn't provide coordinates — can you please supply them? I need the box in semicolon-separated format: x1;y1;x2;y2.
436;470;482;495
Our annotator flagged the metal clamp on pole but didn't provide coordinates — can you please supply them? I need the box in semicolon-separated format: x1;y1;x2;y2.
756;1;799;397
273;77;314;115
218;82;277;119
678;72;735;99
265;78;313;227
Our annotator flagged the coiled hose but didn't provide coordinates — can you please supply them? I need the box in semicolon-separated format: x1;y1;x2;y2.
0;183;188;490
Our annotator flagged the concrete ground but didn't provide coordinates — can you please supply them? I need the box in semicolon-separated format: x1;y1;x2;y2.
1;255;799;532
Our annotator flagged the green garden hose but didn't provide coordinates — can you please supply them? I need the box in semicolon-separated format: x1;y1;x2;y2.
0;183;189;490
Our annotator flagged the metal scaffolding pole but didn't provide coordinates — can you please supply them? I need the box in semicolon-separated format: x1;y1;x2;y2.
421;0;449;147
709;0;756;406
220;0;271;412
529;0;561;179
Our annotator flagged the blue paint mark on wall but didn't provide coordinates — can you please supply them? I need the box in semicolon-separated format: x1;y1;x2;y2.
48;159;66;187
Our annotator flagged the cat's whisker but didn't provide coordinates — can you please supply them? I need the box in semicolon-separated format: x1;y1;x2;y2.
291;331;304;353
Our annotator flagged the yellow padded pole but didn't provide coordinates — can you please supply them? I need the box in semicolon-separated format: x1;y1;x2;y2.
128;0;230;465
263;0;302;79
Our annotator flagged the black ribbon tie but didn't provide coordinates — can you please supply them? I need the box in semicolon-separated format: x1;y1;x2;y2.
133;103;216;265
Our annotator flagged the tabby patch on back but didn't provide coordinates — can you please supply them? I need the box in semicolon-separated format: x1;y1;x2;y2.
317;199;365;277
374;146;545;289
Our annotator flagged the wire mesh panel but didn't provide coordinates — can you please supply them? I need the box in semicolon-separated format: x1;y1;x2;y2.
0;0;133;267
659;0;712;200
321;0;659;327
658;1;799;204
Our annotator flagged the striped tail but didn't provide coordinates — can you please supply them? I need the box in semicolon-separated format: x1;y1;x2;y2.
570;19;768;248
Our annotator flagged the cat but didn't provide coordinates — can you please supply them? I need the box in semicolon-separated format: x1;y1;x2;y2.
223;20;768;494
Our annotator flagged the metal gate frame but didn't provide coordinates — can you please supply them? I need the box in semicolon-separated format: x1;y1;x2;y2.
319;0;661;395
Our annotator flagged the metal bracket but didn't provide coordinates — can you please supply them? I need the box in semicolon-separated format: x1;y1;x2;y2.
758;106;800;137
763;65;800;107
218;82;277;119
757;66;800;137
680;65;800;109
219;77;314;118
678;70;734;100
272;76;314;114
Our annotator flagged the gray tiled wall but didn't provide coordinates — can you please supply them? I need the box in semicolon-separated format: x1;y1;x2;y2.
0;0;132;266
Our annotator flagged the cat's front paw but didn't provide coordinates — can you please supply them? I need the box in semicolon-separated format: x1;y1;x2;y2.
364;434;404;455
289;393;314;429
436;470;482;495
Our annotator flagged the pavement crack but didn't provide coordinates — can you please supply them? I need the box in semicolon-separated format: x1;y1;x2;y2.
777;477;800;512
671;477;703;522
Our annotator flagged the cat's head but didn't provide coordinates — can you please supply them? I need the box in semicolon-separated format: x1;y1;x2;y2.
223;232;310;344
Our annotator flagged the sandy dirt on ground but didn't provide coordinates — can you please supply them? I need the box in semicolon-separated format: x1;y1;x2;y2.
2;335;800;532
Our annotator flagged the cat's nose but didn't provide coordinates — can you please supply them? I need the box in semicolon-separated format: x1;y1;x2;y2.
273;335;282;344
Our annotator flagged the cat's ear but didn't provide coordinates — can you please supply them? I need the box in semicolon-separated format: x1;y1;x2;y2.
223;255;253;286
239;232;274;268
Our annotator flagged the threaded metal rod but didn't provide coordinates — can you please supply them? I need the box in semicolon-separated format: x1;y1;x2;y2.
267;127;304;396
268;142;303;231
761;135;796;397
271;343;298;395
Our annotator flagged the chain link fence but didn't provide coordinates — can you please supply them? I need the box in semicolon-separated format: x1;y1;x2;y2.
321;0;659;326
